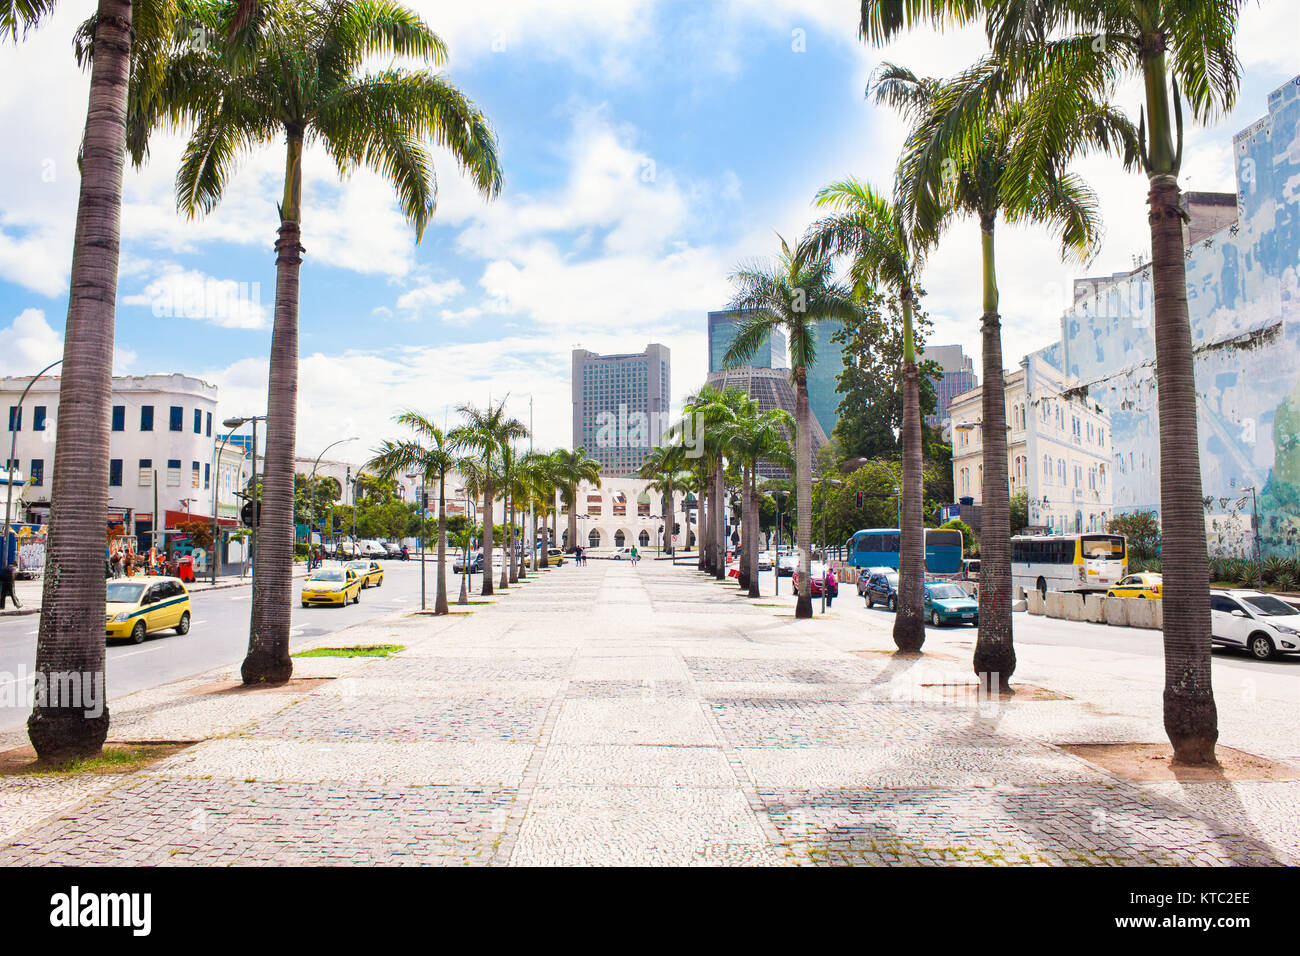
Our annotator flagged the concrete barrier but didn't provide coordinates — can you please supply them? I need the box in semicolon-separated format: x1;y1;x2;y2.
1127;597;1161;629
1011;598;1028;612
1045;592;1065;618
1061;592;1087;621
1083;593;1106;623
1027;590;1044;615
1102;597;1129;627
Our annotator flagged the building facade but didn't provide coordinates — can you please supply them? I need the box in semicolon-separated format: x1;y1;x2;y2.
925;344;979;429
950;353;1113;535
2;374;227;548
571;344;671;477
1052;74;1300;557
804;320;846;441
703;365;827;476
707;309;786;372
555;476;690;553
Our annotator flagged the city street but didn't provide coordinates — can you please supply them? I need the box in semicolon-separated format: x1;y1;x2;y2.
0;560;434;732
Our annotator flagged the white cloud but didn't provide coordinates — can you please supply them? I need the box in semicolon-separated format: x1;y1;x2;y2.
0;308;136;377
120;264;270;329
393;278;466;318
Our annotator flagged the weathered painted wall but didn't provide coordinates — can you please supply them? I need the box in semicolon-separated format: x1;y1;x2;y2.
1059;75;1300;557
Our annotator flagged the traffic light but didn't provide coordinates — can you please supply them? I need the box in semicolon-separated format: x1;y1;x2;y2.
674;522;680;535
240;500;261;527
421;492;429;511
855;491;864;508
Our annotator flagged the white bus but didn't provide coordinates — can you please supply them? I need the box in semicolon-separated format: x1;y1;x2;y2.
1011;533;1127;598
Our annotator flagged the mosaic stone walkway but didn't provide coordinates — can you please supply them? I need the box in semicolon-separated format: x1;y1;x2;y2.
0;560;1294;866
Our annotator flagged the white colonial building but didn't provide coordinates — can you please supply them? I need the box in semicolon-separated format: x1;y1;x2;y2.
557;476;691;553
950;352;1113;535
2;374;240;551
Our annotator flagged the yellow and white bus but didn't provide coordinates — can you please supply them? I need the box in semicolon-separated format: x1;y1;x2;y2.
1011;533;1127;599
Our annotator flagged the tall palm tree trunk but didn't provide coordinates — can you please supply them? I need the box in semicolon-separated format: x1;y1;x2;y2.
747;468;761;598
972;220;1014;686
566;484;578;553
699;481;711;572
1141;51;1217;765
435;474;448;615
504;489;514;587
242;130;306;685
664;485;674;555
714;462;726;580
893;292;925;650
794;370;813;619
737;465;751;589
481;485;494;596
27;0;134;760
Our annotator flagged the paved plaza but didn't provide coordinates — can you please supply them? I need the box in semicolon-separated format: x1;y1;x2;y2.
0;559;1296;866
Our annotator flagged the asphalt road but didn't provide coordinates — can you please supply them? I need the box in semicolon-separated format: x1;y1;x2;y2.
0;560;437;732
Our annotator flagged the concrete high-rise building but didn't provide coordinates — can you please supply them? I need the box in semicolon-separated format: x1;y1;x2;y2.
804;320;847;440
707;309;787;373
571;344;671;477
924;344;979;429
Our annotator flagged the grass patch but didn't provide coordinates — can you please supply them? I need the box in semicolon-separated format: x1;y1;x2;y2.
294;644;405;658
1;742;193;777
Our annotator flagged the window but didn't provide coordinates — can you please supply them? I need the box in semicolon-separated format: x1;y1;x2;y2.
29;459;43;486
167;459;181;487
588;529;601;548
204;463;210;490
140;406;154;431
614;530;626;547
192;461;200;488
112;405;125;431
639;530;650;547
110;459;123;487
7;406;19;431
206;412;212;437
169;406;183;432
33;406;46;431
139;459;152;486
194;408;202;434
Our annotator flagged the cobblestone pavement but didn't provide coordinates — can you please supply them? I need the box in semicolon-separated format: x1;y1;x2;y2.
0;560;1295;866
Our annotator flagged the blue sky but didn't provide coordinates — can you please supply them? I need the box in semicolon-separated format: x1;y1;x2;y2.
1;0;1297;459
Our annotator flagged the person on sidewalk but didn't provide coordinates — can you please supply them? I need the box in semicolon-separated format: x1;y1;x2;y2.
825;566;837;608
0;561;20;610
630;544;639;565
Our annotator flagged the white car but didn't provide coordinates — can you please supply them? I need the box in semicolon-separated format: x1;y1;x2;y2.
776;552;797;577
1209;589;1300;660
757;552;774;571
608;547;631;560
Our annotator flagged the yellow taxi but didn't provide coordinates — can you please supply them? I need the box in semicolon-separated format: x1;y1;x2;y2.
301;565;363;607
346;559;384;588
1107;572;1163;599
106;577;192;644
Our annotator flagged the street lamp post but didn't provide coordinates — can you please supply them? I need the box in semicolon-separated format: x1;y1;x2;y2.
223;415;265;581
407;472;426;610
3;359;61;565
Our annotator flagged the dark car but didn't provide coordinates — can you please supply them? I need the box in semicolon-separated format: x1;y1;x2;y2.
863;571;900;611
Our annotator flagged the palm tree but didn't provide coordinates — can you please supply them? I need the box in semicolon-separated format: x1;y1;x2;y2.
724;403;795;597
7;0;183;759
551;447;601;553
454;457;486;604
639;444;687;556
875;60;1134;687
858;0;1240;766
518;450;556;569
725;236;858;619
801;181;934;647
679;385;745;580
137;0;501;682
456;400;526;596
365;413;465;615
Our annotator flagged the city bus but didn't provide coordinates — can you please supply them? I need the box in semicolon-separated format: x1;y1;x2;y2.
1011;533;1127;598
844;527;964;575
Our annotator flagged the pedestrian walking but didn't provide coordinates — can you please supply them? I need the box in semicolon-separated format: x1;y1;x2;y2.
0;561;20;610
630;544;639;565
825;566;837;608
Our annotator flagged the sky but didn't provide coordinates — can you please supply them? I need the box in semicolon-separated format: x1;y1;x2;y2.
0;0;1297;464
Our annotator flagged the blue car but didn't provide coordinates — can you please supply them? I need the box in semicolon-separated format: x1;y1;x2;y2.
923;582;979;627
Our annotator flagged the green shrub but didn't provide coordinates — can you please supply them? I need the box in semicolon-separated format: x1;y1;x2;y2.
294;542;310;558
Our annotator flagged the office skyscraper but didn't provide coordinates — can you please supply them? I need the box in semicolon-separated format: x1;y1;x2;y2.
924;344;979;429
804;320;847;440
572;344;671;476
707;310;787;373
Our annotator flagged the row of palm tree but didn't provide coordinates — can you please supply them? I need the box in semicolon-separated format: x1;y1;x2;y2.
855;0;1235;767
9;0;504;759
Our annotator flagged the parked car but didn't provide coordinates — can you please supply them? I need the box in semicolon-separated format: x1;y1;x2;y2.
453;549;484;574
301;566;363;607
540;547;565;566
346;559;385;588
923;581;979;627
379;541;403;559
757;551;774;572
333;541;358;559
1210;589;1300;660
105;577;191;644
359;540;388;559
959;558;981;581
862;571;900;610
1107;572;1162;599
792;563;839;598
856;566;895;597
609;547;631;560
776;552;797;577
